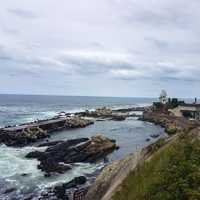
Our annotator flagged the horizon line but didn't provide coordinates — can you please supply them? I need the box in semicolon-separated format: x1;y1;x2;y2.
0;93;197;99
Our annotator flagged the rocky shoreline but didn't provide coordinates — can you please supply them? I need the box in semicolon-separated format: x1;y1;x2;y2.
0;116;94;146
141;110;200;135
75;107;144;121
0;135;118;200
0;106;147;200
0;106;145;147
26;135;118;177
86;107;200;200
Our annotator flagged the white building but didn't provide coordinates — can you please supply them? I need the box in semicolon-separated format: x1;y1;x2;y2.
159;90;167;104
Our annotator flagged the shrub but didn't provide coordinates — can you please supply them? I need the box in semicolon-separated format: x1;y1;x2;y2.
113;135;200;200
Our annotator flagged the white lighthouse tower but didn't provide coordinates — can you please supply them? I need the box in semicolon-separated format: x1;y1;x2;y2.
159;90;167;104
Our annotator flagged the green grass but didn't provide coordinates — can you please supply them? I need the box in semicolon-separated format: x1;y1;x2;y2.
112;134;200;200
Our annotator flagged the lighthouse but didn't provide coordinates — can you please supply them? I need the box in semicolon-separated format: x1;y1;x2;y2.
159;90;167;104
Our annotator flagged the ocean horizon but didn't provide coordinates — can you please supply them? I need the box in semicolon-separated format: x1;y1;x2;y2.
0;94;156;127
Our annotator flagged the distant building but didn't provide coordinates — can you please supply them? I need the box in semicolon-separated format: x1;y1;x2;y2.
153;92;200;120
169;103;200;120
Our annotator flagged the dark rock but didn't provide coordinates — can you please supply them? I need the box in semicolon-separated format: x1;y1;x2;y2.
38;176;87;200
21;173;30;177
53;185;68;200
26;138;89;159
38;140;64;147
53;176;87;199
38;160;72;174
26;135;117;175
3;187;16;194
111;115;126;121
26;150;45;159
77;107;128;121
150;134;159;138
0;117;93;147
63;176;87;189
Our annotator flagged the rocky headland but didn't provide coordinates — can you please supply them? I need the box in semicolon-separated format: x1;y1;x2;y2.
86;104;200;200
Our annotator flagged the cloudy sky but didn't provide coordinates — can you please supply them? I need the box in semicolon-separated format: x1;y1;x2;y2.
0;0;200;97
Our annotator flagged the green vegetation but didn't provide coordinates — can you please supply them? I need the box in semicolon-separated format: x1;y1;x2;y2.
165;127;177;135
146;138;166;154
112;134;200;200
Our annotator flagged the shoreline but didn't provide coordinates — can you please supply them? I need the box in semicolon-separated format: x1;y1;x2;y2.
87;107;200;200
0;106;145;147
0;106;154;200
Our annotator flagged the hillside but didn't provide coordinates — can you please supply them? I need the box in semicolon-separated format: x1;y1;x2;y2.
112;132;200;200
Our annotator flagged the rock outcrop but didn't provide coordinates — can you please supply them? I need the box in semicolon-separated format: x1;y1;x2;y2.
0;126;48;146
86;151;143;200
78;107;128;121
141;111;199;135
39;176;88;200
26;135;118;176
0;116;93;146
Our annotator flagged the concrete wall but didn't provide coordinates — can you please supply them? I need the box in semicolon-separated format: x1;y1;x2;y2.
169;105;198;118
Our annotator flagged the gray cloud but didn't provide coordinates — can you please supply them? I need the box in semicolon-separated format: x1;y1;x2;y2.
7;8;37;19
0;0;200;97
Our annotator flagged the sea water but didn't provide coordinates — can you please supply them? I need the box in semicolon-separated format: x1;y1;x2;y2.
0;95;165;199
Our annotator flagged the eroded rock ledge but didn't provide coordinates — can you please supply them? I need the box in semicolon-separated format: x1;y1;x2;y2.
0;116;93;146
141;111;199;135
26;135;118;176
86;151;142;200
76;107;144;121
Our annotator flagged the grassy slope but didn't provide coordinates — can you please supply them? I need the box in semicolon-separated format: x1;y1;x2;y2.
112;134;200;200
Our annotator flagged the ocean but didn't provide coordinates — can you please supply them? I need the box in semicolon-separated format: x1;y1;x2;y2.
0;94;156;127
0;94;166;199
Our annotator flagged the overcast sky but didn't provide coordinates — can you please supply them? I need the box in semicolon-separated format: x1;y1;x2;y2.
0;0;200;97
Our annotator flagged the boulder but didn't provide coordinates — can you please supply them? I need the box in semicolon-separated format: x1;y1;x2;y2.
38;176;87;200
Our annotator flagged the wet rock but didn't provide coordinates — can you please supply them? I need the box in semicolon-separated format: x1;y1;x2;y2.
111;115;126;121
38;160;72;175
62;176;87;189
150;134;159;138
78;107;128;121
0;116;93;147
3;187;16;194
0;126;48;146
26;151;45;160
21;173;30;177
113;107;146;113
38;176;87;200
38;140;64;147
53;185;68;200
26;135;117;175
